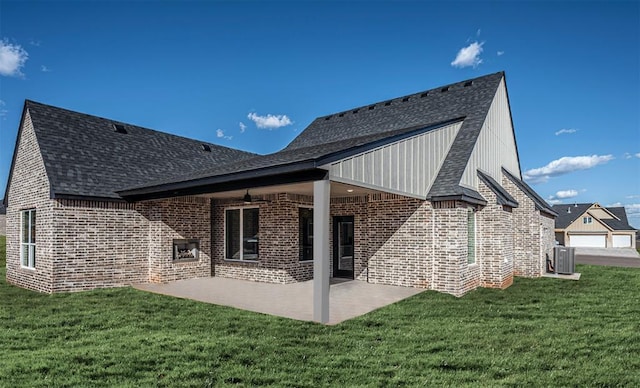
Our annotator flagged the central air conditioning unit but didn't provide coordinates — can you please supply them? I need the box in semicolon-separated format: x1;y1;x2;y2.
554;246;576;274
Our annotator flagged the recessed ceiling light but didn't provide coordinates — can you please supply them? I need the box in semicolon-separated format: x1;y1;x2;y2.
347;189;354;193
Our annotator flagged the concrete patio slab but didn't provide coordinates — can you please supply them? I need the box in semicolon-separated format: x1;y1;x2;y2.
542;272;581;280
133;277;423;325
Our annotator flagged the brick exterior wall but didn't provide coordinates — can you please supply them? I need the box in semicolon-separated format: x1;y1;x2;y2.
503;175;555;277
477;180;514;289
212;194;314;284
5;111;56;293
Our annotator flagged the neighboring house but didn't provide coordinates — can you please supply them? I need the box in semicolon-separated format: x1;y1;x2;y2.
0;203;6;236
552;203;637;248
4;72;556;320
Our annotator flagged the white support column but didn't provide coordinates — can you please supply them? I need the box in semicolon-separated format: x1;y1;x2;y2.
313;179;330;324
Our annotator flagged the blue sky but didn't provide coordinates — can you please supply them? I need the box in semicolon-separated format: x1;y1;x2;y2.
1;1;638;226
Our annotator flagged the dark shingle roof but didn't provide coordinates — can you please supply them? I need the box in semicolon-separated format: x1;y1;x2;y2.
551;204;636;231
551;203;593;229
18;100;256;200
477;170;518;208
503;168;557;217
121;72;505;199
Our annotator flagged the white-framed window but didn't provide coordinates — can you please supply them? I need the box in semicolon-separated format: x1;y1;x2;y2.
225;207;259;261
299;207;313;261
467;207;476;265
20;209;36;269
583;216;593;224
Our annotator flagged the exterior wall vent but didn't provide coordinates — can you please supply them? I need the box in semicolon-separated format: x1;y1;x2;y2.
201;144;211;152
112;123;127;134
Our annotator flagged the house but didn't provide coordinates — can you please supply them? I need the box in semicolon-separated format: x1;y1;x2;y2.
552;203;637;248
4;71;556;323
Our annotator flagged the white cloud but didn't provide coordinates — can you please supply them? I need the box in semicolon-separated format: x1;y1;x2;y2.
0;39;29;77
451;41;484;68
29;40;40;47
497;51;504;56
624;204;640;215
549;189;579;200
635;153;640;158
548;199;563;205
40;65;51;72
555;128;578;136
247;112;292;130
239;122;246;133
626;195;640;199
216;129;232;140
476;29;481;37
523;154;614;183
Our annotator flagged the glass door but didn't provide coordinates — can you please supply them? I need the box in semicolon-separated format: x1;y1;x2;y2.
333;216;354;279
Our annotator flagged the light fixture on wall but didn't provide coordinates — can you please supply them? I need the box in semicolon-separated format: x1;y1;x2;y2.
243;190;252;204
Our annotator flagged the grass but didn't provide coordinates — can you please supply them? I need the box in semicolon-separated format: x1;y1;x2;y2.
1;237;639;387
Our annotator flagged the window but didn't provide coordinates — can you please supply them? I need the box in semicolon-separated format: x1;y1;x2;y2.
583;216;593;224
225;208;259;261
21;209;36;269
299;208;313;261
467;208;476;265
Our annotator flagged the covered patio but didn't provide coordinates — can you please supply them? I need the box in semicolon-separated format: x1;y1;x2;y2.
133;276;423;325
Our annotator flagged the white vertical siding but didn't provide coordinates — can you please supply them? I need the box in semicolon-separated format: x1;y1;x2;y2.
328;121;462;198
460;78;521;188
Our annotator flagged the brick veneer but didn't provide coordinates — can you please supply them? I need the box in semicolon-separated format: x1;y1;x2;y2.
5;111;56;293
477;180;514;289
503;175;555;277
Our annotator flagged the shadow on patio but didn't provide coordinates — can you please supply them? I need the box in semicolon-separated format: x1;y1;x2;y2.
133;277;423;325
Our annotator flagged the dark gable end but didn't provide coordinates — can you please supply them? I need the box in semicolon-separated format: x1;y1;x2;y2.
16;100;257;200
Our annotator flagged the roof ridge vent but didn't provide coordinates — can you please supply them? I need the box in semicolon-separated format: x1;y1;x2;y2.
324;116;331;120
402;97;410;102
368;105;375;110
420;92;429;98
384;101;392;106
352;109;359;114
464;81;473;87
201;144;212;152
112;123;127;134
441;86;450;92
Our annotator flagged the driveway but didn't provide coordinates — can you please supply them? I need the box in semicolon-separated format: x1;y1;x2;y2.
134;277;423;325
574;247;640;268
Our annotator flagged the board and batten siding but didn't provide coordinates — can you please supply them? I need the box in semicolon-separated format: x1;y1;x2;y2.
326;121;462;198
460;78;520;188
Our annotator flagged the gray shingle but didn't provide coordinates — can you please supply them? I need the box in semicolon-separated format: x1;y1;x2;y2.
552;204;636;231
24;100;256;199
121;72;505;198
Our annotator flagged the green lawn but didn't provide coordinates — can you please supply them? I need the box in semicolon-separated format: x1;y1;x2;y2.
1;237;639;387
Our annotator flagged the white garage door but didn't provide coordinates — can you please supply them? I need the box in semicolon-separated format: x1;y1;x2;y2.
570;234;606;247
612;235;632;248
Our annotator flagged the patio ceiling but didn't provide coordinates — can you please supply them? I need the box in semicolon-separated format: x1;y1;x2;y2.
200;180;388;199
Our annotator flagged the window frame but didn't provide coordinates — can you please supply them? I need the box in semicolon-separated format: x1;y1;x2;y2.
467;207;476;265
299;207;314;262
224;206;260;262
583;216;593;224
20;209;36;269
